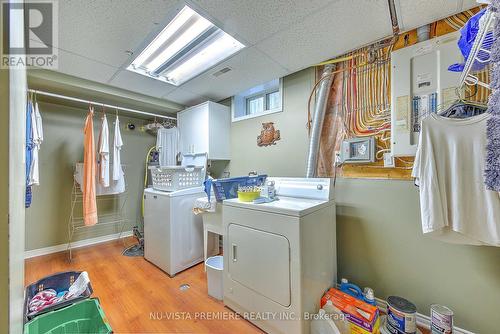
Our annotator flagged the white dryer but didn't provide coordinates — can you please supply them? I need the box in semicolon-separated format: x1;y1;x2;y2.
144;187;208;277
223;178;336;334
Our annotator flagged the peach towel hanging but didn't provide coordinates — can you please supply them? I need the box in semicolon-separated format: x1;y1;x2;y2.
83;106;98;226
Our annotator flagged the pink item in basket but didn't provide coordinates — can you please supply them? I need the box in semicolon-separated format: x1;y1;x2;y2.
28;289;61;313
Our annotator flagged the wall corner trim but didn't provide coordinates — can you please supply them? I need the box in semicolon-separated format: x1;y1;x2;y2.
24;231;133;259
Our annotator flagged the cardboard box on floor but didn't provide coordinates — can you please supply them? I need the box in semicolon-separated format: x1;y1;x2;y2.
321;288;380;334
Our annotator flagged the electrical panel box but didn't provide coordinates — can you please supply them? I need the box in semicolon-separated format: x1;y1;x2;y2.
340;137;376;164
391;31;462;156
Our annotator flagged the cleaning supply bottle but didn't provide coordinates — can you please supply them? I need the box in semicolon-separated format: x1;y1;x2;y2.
323;300;350;334
339;278;364;300
363;287;377;306
310;309;341;334
267;180;276;199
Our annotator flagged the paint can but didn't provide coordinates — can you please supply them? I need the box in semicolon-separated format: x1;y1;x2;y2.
430;304;453;334
386;296;417;334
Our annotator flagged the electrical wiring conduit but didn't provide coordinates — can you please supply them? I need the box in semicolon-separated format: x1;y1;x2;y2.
306;64;335;178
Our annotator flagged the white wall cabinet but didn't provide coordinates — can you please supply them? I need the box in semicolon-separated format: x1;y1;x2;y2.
178;101;231;160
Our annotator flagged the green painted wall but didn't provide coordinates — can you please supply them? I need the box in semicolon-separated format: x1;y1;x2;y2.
229;68;315;177
0;60;10;334
228;68;500;333
335;178;500;333
25;102;156;250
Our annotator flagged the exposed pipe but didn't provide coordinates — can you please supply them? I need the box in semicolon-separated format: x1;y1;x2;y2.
306;64;335;178
417;24;431;42
384;0;400;48
387;0;399;36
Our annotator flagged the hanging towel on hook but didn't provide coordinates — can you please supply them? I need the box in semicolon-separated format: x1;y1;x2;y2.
83;107;98;226
112;115;123;181
97;113;110;187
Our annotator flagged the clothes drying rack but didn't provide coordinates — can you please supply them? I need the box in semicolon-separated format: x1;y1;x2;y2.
67;167;129;262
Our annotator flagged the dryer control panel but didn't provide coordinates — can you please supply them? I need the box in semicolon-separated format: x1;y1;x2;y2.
268;177;333;200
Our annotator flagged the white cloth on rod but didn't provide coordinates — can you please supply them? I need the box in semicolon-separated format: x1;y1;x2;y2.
75;163;125;196
112;115;123;181
412;113;500;246
156;127;179;167
97;114;110;187
29;102;43;186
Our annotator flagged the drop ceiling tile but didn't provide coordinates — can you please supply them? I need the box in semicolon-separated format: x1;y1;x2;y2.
397;0;463;31
58;0;178;66
180;47;289;101
193;0;337;45
256;0;393;71
54;48;118;83
163;88;208;106
108;70;176;98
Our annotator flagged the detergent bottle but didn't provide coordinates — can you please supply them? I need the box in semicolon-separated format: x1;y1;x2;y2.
339;278;364;299
363;287;377;306
340;278;377;306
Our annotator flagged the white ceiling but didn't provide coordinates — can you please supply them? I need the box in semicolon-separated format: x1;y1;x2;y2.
52;0;479;108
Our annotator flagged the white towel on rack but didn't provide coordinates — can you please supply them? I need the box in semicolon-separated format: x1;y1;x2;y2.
75;163;125;195
97;114;110;187
156;127;179;167
112;115;123;181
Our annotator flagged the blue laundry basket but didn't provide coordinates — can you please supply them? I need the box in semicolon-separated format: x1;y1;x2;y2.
208;175;267;202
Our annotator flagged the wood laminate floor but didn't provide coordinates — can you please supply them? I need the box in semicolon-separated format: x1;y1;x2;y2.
25;238;430;334
25;238;264;334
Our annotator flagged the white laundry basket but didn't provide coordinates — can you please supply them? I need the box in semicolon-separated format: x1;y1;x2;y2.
205;256;223;300
149;165;204;191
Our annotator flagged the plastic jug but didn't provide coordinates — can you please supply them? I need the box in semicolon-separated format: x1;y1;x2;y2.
323;300;350;334
339;278;377;306
339;278;364;299
310;309;341;334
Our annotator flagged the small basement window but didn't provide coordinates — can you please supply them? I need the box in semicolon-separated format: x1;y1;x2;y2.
232;78;283;122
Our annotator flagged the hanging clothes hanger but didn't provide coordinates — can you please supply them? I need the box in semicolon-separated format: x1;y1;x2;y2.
438;86;487;118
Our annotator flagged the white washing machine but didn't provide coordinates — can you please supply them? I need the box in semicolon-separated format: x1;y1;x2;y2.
223;178;336;334
144;186;209;277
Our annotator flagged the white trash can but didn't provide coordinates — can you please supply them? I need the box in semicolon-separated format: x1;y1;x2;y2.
205;256;223;300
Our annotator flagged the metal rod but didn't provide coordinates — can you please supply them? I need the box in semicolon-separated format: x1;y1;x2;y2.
387;0;400;36
28;89;177;120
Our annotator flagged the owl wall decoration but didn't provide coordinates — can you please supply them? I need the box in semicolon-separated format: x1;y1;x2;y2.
257;122;281;147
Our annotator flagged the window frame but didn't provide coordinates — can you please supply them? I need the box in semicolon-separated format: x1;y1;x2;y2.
231;78;283;122
245;94;266;115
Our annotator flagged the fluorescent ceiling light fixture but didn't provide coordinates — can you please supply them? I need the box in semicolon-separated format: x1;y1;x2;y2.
127;5;245;86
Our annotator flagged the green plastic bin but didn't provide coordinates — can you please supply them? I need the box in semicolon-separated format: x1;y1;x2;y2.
24;298;112;334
